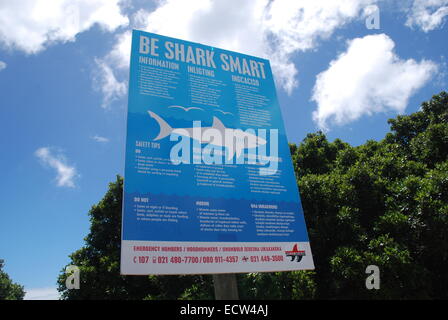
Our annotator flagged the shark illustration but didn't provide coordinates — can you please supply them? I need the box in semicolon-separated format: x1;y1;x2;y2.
147;110;267;160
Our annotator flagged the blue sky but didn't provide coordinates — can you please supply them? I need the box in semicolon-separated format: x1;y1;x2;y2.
0;0;447;299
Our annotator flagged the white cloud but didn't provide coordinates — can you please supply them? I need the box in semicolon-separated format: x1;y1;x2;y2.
24;287;60;300
0;0;128;54
312;34;437;130
93;58;127;108
0;60;6;71
35;147;79;188
103;0;379;96
91;31;130;108
406;0;448;32
91;134;109;143
107;31;132;70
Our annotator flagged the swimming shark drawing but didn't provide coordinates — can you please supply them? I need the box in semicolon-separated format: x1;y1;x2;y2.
147;110;267;160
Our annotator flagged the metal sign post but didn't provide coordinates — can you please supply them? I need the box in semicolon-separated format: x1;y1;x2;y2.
213;274;239;300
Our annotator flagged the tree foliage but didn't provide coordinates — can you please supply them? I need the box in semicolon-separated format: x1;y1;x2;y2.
290;91;448;299
0;260;25;300
56;176;214;300
58;91;448;299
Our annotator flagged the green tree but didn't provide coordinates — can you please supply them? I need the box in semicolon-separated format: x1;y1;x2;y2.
57;176;214;300
288;91;448;299
58;91;448;300
0;260;25;300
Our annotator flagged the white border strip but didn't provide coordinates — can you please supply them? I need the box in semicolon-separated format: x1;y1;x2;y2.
121;240;314;275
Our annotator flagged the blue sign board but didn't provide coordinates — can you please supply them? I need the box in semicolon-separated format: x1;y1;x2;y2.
121;30;314;274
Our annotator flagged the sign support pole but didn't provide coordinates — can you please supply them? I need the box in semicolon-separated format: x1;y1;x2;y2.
213;274;239;300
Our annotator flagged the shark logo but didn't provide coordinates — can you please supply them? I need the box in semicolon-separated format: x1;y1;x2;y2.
148;110;268;161
285;244;306;262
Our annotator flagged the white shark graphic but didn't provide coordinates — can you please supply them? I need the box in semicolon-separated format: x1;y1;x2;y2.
147;110;267;160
